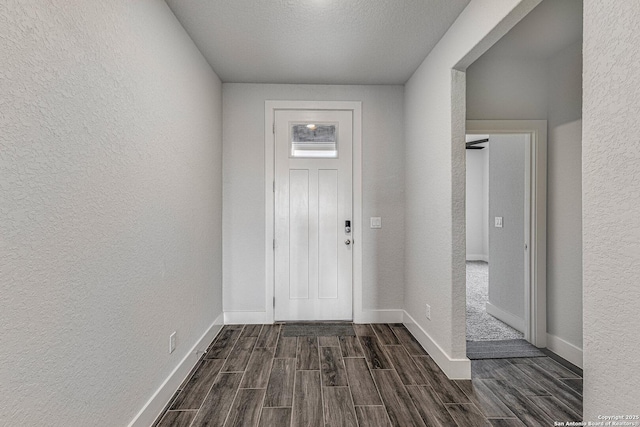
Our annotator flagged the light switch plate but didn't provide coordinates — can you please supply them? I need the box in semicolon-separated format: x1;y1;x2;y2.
495;217;503;228
370;217;382;229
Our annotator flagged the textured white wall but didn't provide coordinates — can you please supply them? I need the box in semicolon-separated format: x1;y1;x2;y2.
0;2;223;426
465;149;488;260
488;134;527;325
467;56;548;120
547;41;583;348
404;0;539;361
222;84;405;313
583;0;640;417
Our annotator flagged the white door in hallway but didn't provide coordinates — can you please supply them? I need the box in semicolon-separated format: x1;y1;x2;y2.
274;109;353;321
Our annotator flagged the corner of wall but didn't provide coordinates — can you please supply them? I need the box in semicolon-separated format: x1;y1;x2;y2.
403;0;541;370
128;314;224;427
546;333;583;369
403;311;471;379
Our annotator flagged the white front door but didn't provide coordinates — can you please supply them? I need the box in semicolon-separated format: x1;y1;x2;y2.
274;109;353;321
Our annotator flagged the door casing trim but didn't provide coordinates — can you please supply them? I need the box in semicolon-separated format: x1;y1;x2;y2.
265;101;363;323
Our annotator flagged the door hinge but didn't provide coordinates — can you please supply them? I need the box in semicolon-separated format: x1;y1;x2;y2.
272;122;275;134
273;180;275;192
273;297;275;308
273;239;275;249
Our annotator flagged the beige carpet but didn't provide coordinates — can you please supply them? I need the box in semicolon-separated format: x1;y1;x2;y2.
466;261;524;341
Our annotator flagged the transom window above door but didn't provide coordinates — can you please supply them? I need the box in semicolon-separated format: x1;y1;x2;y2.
290;123;338;158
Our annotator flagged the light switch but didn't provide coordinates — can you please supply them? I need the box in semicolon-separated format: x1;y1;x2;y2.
370;217;382;229
495;217;503;228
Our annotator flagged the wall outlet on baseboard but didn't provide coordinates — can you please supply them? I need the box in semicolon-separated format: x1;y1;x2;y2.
169;332;176;354
425;304;431;320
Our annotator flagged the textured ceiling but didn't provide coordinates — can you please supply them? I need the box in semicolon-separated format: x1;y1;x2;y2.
165;0;471;84
481;0;583;59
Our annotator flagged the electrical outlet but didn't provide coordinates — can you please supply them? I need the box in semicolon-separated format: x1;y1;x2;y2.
425;304;431;320
169;332;176;354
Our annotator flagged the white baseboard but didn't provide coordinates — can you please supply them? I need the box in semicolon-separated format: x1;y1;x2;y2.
466;254;488;262
128;313;224;427
402;311;471;379
224;311;267;324
485;302;524;333
546;333;583;369
354;309;404;324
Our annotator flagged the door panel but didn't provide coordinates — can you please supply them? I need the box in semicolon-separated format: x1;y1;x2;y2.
274;110;352;321
318;169;338;299
289;169;310;299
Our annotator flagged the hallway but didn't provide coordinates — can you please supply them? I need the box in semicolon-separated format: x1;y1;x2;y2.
154;323;583;426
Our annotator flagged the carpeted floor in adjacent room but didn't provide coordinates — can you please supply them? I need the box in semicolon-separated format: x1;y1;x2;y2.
466;261;524;341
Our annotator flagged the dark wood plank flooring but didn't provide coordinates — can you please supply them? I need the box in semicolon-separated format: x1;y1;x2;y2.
153;324;584;427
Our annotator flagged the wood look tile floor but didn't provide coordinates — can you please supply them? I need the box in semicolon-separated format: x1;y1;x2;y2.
153;324;583;427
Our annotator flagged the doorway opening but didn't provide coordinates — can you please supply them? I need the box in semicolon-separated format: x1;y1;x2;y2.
465;121;548;354
465;133;527;345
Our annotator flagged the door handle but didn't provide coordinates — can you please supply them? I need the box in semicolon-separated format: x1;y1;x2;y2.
345;239;351;246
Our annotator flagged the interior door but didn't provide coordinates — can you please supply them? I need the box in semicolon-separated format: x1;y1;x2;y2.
274;109;353;321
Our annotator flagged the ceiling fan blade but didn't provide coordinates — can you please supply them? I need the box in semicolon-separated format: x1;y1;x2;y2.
465;138;489;147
